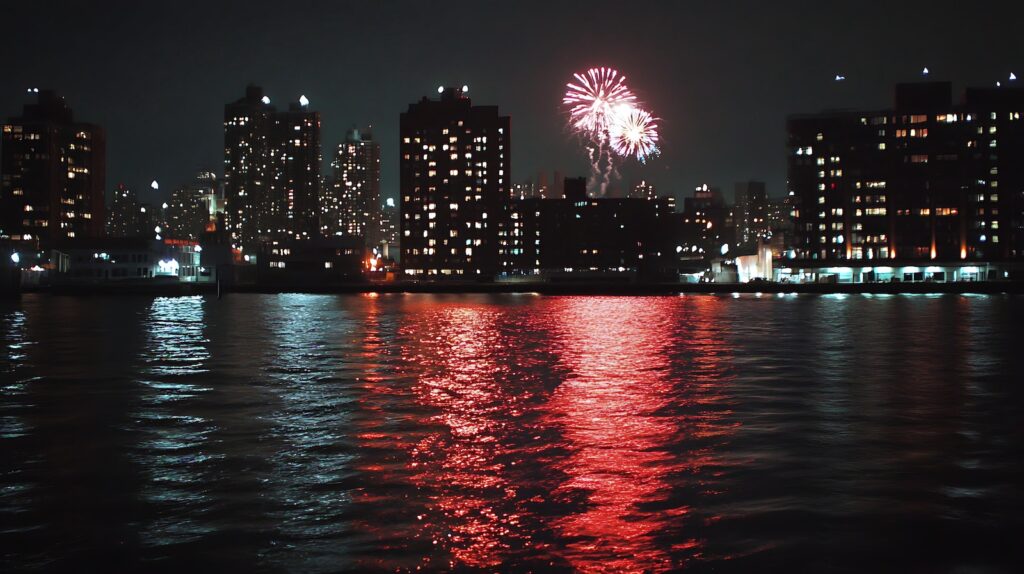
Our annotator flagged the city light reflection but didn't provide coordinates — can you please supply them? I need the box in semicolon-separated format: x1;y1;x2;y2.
543;297;688;572
400;301;522;570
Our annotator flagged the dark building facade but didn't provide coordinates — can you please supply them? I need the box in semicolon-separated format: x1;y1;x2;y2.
681;184;732;255
223;86;321;255
789;81;1024;265
258;236;365;286
629;180;657;200
734;181;769;247
107;183;146;238
323;127;381;242
1;90;106;253
400;86;510;278
502;177;679;279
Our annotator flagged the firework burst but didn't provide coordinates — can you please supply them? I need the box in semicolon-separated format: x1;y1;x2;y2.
563;67;661;194
563;67;637;135
610;106;659;163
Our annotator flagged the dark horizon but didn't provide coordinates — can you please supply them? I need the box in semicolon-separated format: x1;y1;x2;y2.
2;0;1022;204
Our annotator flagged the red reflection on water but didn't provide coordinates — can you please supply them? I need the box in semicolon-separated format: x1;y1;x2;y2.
351;295;735;572
348;295;436;572
400;301;523;571
542;296;728;573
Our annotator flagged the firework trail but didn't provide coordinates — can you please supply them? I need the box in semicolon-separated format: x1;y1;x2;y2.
563;67;660;195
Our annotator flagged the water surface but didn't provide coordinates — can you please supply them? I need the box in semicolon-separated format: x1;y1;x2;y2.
2;293;1022;572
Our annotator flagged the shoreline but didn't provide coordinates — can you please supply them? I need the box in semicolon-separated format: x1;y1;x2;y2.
8;280;1024;296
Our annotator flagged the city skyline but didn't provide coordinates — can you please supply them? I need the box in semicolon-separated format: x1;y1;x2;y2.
3;1;1022;205
2;6;1024;571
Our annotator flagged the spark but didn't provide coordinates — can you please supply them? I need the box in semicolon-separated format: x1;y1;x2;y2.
610;107;659;163
563;67;636;135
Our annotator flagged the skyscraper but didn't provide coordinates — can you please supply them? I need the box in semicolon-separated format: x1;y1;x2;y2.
400;86;510;278
224;86;272;252
223;86;321;254
322;127;381;242
1;90;106;253
269;100;321;242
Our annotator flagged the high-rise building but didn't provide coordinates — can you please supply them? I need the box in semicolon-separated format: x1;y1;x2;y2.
322;127;381;241
788;81;1024;264
400;86;510;278
223;86;272;252
269;101;321;242
167;170;221;241
107;183;146;237
734;181;769;247
1;90;106;253
223;86;321;254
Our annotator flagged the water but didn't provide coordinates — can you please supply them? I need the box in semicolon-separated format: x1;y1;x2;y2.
1;293;1022;572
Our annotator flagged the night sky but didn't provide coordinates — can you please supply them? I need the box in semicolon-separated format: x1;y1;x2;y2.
3;0;1021;204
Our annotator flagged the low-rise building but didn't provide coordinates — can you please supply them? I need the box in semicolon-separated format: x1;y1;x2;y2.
258;237;365;286
51;237;202;284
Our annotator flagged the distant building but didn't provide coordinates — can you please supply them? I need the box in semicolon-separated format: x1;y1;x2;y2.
379;196;399;258
1;90;106;253
537;171;549;199
682;184;731;254
531;170;564;199
107;184;146;237
167;170;221;241
400;86;510;278
734;181;769;247
223;86;321;254
511;180;536;200
788;81;1024;266
766;195;794;234
323;127;381;242
630;180;657;200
